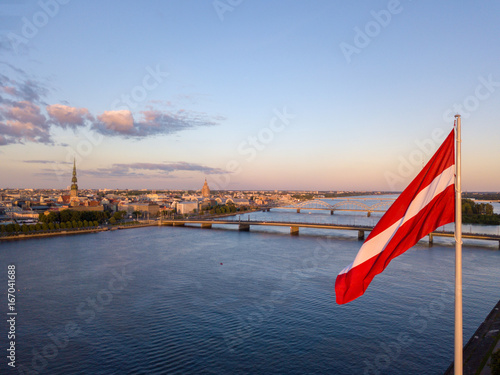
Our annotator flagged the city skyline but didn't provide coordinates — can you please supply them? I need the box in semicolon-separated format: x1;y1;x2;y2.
1;1;499;191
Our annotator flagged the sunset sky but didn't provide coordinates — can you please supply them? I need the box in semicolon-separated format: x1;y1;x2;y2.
1;0;499;191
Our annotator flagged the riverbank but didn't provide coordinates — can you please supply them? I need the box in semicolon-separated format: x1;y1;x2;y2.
0;222;157;241
444;299;500;374
0;227;107;241
0;210;264;242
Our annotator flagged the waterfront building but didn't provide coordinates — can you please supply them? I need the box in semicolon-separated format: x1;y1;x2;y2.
118;202;160;217
225;198;250;206
176;201;199;215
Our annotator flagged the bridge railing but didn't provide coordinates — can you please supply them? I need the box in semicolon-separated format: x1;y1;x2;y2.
273;198;396;212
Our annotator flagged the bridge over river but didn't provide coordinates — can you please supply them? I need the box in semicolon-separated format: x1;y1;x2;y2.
159;219;500;248
267;198;396;217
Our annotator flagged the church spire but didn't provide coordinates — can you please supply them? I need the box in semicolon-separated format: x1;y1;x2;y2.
70;158;78;198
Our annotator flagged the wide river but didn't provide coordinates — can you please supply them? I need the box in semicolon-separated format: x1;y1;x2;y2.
1;202;500;374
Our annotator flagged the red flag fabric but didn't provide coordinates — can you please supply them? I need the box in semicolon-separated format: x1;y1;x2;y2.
335;129;455;304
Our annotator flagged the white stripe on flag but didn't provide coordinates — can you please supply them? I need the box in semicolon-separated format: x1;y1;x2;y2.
338;165;454;275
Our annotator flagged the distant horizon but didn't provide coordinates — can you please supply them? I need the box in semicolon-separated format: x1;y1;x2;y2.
2;186;499;195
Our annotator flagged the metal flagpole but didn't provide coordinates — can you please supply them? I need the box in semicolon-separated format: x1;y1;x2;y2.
454;114;463;375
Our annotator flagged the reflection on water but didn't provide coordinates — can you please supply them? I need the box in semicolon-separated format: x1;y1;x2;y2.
1;208;499;374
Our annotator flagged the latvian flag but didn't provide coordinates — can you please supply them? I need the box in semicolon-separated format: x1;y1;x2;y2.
335;129;456;304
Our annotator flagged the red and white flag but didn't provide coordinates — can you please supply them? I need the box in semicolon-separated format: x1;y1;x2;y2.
335;129;456;304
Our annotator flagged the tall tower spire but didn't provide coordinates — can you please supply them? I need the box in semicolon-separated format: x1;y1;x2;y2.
201;178;210;198
70;158;78;199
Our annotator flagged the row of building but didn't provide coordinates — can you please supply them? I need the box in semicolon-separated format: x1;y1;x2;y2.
0;161;297;223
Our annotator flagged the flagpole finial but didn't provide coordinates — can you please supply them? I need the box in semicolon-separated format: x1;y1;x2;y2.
454;114;461;118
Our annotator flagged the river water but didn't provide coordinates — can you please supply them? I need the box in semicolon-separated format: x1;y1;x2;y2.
1;206;499;374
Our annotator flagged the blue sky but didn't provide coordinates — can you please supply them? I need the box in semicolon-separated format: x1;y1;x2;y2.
1;0;499;191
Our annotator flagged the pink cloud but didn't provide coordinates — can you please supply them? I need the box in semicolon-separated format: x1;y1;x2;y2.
4;101;46;124
46;104;93;128
97;110;134;134
2;86;17;96
92;107;220;137
140;109;161;124
0;101;51;144
4;120;37;135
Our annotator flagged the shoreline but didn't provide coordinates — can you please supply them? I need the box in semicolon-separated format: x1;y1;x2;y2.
0;223;157;242
0;211;262;242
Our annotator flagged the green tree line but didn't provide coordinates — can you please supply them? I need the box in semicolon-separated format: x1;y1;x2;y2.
201;204;249;215
0;209;114;237
462;199;500;225
1;219;100;236
38;209;110;224
463;192;500;201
